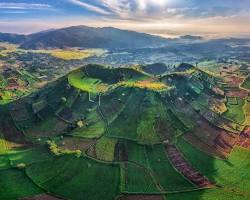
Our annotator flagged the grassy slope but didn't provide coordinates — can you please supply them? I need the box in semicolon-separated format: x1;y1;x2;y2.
125;142;196;193
107;90;145;140
123;142;159;193
136;93;161;144
177;139;250;194
146;145;196;192
72;108;105;138
68;71;108;94
27;155;120;200
241;76;250;90
96;136;117;162
223;98;246;124
0;169;43;200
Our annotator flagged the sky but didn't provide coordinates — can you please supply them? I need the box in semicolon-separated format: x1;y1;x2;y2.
0;0;250;38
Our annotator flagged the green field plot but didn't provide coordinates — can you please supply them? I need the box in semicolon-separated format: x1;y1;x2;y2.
192;93;209;108
96;136;117;161
72;109;105;138
25;115;67;138
70;92;95;120
167;187;249;200
107;90;145;140
197;61;221;74
28;155;120;200
8;147;54;167
26;155;74;185
169;106;195;131
177;138;250;193
0;169;42;200
146;145;196;192
137;93;161;144
126;142;148;166
68;71;109;93
121;162;159;193
241;76;250;90
0;155;10;170
99;88;130;124
223;97;245;124
167;109;189;133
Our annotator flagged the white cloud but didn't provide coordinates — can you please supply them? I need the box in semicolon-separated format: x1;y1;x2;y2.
98;0;176;18
0;3;52;10
68;0;111;15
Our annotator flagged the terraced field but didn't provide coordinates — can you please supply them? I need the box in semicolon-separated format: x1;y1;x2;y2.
0;64;250;200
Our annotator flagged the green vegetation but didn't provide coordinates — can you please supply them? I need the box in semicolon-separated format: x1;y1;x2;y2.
107;90;145;141
177;139;250;193
137;93;161;144
27;155;120;200
68;71;109;93
223;97;245;124
146;145;196;192
0;63;250;200
8;147;54;167
72;109;105;138
96;136;117;161
241;76;250;90
121;162;159;193
0;155;10;170
0;169;42;200
167;188;248;200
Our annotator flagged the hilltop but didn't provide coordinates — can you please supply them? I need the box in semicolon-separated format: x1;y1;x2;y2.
0;26;168;50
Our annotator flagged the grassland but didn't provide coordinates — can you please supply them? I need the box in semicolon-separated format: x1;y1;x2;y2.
146;145;196;192
223;97;246;124
243;100;250;126
121;162;159;193
72;109;105;138
27;155;120;200
107;90;145;141
0;169;43;200
96;136;117;161
167;188;248;200
0;64;250;200
0;154;10;170
137;94;161;144
68;71;109;94
30;48;105;60
177;138;250;194
241;76;250;90
124;142;196;193
8;147;54;167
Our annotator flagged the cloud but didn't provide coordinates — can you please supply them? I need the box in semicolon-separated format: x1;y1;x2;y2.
68;0;111;15
0;3;53;10
96;0;250;21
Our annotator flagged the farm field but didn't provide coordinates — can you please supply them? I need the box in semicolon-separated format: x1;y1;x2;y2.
241;76;250;90
0;63;250;200
27;155;120;200
223;97;246;124
177;139;250;194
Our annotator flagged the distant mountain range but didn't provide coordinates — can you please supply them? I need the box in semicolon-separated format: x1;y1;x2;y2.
0;26;170;50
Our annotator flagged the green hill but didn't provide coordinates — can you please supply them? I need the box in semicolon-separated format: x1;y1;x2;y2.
0;64;249;200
